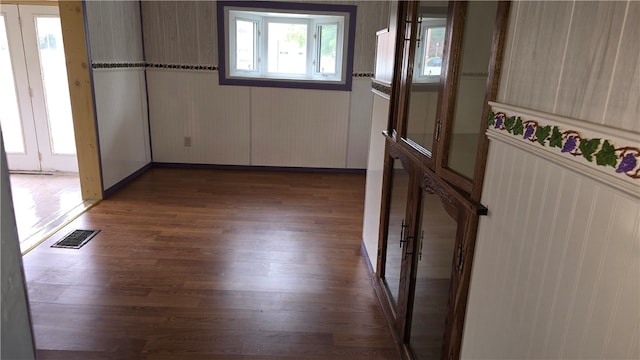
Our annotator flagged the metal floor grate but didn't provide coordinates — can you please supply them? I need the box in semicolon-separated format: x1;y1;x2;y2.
51;229;100;249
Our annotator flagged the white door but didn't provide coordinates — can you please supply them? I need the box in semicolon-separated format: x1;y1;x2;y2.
0;4;77;173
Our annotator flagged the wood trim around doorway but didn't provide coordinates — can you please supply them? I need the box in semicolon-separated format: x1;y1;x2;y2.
58;0;102;201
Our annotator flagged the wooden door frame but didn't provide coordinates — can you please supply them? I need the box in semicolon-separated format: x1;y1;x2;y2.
58;0;102;200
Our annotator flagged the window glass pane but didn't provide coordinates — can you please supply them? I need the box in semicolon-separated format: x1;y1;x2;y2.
236;19;256;71
0;15;26;153
35;16;75;155
267;22;307;74
317;24;337;74
422;27;445;76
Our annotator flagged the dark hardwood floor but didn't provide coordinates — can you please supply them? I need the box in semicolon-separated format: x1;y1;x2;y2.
22;168;400;360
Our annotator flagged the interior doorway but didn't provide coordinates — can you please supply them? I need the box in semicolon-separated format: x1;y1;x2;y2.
1;3;84;252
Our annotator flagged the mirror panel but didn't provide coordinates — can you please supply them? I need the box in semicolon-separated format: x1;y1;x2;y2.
382;160;410;309
409;190;458;358
446;1;498;178
404;2;448;154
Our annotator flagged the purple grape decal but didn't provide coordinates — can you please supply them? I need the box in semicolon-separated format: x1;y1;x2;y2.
562;136;577;153
495;115;504;129
616;153;637;173
524;125;534;139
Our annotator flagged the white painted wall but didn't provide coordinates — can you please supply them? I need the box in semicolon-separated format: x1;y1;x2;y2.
463;137;639;359
146;70;251;165
362;91;390;265
1;139;36;359
462;1;640;358
92;69;151;189
348;78;376;168
84;1;151;191
142;1;389;169
147;71;374;169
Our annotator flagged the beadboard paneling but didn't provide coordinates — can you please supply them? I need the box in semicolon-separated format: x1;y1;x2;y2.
554;2;627;122
497;1;573;112
250;87;350;168
145;71;373;169
146;70;251;165
605;1;640;132
462;139;640;359
498;1;639;133
347;78;374;169
84;0;143;62
92;70;150;190
362;91;390;264
350;0;390;72
141;0;387;71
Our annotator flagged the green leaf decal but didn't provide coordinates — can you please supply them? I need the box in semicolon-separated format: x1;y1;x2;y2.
549;126;563;148
595;140;617;167
488;111;495;126
535;125;551;146
512;117;524;136
504;116;516;132
579;138;601;162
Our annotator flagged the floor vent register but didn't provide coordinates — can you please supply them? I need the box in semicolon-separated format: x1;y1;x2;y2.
51;229;100;249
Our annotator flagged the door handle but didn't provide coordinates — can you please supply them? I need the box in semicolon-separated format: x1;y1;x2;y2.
399;218;408;248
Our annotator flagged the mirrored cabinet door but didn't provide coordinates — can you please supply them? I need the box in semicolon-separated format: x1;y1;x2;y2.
388;0;509;196
443;1;499;179
407;189;458;359
403;1;448;155
382;159;411;310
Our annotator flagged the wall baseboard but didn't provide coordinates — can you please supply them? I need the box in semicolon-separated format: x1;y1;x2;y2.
152;162;366;174
102;161;365;198
103;163;152;198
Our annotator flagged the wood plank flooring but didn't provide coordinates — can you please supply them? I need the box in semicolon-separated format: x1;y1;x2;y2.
9;173;82;243
22;168;400;360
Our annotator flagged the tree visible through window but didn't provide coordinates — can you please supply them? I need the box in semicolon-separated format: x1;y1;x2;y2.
217;1;356;91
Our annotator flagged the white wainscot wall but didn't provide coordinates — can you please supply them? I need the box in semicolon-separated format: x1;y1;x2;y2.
462;138;640;359
93;69;151;190
146;69;373;169
362;90;390;266
146;70;251;166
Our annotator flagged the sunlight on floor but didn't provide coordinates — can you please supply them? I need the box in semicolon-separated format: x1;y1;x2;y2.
8;173;93;253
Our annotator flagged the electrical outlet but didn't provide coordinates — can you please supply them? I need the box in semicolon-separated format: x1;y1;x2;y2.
184;136;192;147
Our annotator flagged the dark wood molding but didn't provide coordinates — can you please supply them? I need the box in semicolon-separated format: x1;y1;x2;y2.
103;163;152;198
421;171;459;221
471;0;512;201
434;1;467;179
387;1;410;134
387;137;487;216
152;162;366;174
372;2;509;359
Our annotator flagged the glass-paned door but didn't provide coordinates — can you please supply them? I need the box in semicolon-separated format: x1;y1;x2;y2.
407;190;458;359
0;4;77;173
0;5;40;170
382;159;411;310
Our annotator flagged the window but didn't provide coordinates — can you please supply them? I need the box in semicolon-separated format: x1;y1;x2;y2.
217;1;356;91
413;17;446;83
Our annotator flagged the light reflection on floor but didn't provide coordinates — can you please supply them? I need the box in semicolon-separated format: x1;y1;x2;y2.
9;173;82;246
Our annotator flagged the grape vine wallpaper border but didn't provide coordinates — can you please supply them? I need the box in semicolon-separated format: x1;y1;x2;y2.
486;102;640;199
488;109;640;180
